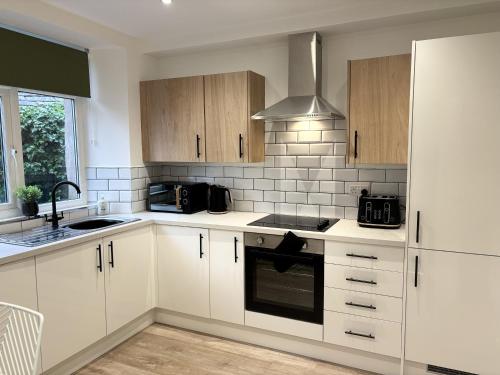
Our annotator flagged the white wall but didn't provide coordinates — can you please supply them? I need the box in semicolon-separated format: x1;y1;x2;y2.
155;11;500;116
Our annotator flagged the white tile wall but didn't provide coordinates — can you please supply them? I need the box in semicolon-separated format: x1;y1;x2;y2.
86;120;407;218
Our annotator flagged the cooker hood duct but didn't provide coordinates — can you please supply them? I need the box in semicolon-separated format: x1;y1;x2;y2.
252;32;344;122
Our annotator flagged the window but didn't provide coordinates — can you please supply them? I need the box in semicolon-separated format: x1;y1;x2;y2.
0;88;85;217
18;92;80;204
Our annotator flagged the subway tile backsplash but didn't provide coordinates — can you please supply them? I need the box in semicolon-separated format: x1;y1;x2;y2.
86;120;407;219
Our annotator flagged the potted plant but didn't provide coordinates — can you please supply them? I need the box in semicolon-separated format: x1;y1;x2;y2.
16;185;43;217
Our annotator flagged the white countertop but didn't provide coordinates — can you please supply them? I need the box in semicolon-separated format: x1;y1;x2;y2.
0;211;406;266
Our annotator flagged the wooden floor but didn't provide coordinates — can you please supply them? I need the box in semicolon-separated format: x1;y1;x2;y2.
76;324;374;375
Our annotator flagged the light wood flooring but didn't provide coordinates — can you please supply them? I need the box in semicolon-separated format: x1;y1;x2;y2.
76;324;375;375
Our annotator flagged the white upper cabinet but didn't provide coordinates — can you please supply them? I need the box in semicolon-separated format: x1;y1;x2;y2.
157;225;210;318
36;240;107;371
405;248;500;374
209;230;244;325
0;257;38;310
407;32;500;255
103;226;155;334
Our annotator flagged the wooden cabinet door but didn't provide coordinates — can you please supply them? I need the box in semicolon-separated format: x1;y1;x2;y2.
157;225;210;318
36;240;106;371
209;230;244;325
407;33;500;255
103;226;154;334
140;76;205;162
406;248;500;374
0;257;38;310
348;54;410;165
205;72;248;162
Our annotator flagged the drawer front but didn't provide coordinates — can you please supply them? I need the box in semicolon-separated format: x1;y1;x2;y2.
325;264;403;297
325;241;404;272
324;288;402;323
324;311;401;358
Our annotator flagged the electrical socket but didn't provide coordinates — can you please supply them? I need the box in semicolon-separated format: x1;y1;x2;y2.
348;183;371;197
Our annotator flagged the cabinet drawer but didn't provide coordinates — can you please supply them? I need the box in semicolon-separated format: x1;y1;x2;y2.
325;241;404;272
324;288;402;323
324;311;401;358
325;264;403;297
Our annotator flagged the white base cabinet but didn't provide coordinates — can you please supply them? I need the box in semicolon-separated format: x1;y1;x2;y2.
36;240;107;371
0;257;38;310
209;230;244;325
104;226;154;334
406;248;500;374
157;225;210;318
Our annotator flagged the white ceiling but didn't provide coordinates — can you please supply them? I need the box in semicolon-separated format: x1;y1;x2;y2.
42;0;500;53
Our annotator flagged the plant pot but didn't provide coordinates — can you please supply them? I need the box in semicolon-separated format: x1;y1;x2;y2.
21;201;39;217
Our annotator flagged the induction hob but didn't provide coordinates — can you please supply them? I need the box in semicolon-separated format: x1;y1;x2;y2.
248;214;339;232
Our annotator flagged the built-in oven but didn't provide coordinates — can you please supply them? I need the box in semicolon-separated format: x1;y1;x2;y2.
244;232;324;324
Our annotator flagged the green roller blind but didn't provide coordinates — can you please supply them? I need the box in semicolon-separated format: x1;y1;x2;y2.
0;27;90;97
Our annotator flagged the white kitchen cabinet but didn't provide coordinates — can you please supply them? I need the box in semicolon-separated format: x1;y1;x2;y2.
209;230;244;325
36;240;106;371
407;32;500;255
0;257;38;310
104;226;154;334
405;248;500;374
157;225;210;318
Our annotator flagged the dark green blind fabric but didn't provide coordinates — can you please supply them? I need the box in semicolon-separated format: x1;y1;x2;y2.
0;27;90;97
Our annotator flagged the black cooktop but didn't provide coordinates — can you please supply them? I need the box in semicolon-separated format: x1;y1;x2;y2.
248;214;339;232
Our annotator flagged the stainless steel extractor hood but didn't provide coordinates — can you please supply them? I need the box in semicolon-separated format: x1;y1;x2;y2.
252;32;345;122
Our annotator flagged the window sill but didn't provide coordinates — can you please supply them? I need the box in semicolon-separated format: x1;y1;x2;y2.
0;204;97;226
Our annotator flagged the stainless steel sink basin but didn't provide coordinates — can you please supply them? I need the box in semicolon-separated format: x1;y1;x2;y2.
64;218;125;230
0;216;140;247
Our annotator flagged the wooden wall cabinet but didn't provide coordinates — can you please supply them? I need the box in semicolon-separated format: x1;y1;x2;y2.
205;71;265;162
140;76;206;162
140;71;265;163
347;54;411;165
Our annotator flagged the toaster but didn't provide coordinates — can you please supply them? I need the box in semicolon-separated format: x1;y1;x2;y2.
357;190;401;229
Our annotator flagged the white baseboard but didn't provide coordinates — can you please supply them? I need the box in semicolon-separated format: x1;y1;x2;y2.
43;311;154;375
155;308;401;375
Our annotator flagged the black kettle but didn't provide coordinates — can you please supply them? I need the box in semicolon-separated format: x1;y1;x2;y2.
208;185;232;214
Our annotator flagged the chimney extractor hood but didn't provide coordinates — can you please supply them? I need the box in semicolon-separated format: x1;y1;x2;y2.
252;32;345;122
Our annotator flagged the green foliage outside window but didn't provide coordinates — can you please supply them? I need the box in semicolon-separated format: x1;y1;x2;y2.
19;102;69;203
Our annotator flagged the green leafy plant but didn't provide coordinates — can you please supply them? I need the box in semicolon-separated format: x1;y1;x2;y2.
15;185;43;203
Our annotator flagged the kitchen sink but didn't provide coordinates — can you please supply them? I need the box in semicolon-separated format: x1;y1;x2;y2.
64;218;126;230
0;216;140;247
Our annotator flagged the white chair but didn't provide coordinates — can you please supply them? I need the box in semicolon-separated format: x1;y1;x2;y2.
0;302;43;375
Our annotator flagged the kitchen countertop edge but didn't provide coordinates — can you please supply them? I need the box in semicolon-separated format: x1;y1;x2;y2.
0;211;406;266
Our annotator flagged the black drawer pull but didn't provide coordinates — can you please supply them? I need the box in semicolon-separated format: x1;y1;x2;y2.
416;211;420;243
345;302;376;310
199;233;204;258
108;241;114;268
414;255;419;288
345;330;375;339
234;237;238;263
346;253;378;260
239;134;243;158
96;244;103;273
354;130;358;158
196;135;201;158
346;277;377;285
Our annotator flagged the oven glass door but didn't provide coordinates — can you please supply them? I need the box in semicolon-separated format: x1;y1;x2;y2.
245;247;324;324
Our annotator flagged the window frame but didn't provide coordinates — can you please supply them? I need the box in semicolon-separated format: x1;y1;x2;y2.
0;87;87;218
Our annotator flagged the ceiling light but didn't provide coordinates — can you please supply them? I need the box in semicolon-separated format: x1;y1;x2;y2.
161;0;172;4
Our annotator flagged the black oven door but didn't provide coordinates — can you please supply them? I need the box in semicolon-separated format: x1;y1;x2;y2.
245;246;324;324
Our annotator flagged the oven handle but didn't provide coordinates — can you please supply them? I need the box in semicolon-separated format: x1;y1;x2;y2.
245;247;321;261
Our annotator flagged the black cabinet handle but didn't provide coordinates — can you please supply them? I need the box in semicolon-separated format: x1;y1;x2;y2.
354;130;358;158
234;237;238;263
96;244;103;273
345;330;375;339
199;234;204;258
414;255;419;288
346;253;378;260
239;134;243;158
108;241;114;268
416;211;420;243
196;135;201;158
346;277;377;285
345;302;376;310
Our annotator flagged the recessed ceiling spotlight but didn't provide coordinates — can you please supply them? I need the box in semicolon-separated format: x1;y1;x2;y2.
161;0;172;4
